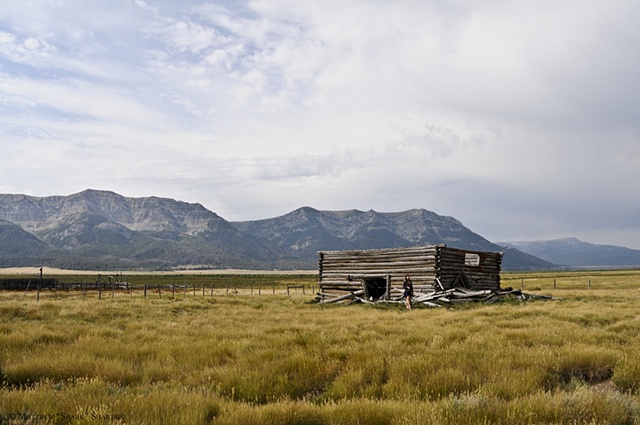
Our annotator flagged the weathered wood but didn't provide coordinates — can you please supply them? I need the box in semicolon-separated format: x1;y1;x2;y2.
318;245;502;302
354;296;374;304
319;289;365;304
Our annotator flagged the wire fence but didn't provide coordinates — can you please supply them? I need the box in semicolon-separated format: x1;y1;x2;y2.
1;281;317;302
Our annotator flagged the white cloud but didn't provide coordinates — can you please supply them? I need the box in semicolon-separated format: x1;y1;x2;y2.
0;0;639;248
148;19;222;54
0;31;57;62
133;0;158;14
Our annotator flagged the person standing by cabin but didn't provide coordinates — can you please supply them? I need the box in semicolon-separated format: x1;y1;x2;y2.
402;274;413;310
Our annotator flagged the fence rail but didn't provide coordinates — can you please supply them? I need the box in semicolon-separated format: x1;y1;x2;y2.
1;281;318;301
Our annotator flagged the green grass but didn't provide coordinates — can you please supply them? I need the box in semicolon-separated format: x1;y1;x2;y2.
1;270;640;424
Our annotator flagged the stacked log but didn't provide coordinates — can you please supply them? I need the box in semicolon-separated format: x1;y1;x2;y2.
318;245;502;300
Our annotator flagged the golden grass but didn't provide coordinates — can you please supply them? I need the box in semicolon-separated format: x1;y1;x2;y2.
1;270;640;424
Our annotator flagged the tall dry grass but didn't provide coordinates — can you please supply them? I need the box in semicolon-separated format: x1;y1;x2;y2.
1;270;640;424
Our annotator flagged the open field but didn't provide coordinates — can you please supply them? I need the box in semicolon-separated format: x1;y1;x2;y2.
1;270;640;424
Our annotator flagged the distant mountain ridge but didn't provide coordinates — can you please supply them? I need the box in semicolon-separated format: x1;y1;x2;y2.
0;189;554;270
0;190;275;270
499;238;640;268
232;207;551;270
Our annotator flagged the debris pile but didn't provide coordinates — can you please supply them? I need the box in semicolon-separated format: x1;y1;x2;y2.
316;286;559;306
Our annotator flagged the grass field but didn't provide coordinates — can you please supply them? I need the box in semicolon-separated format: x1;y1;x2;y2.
1;270;640;424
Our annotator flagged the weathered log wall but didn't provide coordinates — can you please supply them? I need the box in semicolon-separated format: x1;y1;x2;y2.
318;245;502;299
438;247;502;291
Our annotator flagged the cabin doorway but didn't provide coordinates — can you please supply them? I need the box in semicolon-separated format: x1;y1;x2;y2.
362;277;388;301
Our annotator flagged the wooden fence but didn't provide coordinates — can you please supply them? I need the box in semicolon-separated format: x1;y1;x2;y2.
2;281;317;301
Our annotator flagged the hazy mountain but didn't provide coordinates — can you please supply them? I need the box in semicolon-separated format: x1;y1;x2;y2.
0;189;555;270
499;238;640;267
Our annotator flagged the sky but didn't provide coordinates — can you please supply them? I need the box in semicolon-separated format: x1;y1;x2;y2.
1;0;639;248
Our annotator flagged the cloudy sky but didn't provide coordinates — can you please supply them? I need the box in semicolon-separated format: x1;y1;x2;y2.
1;0;639;248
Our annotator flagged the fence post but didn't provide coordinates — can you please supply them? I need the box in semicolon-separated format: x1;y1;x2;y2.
172;283;175;299
144;284;147;299
20;280;31;302
272;284;275;294
554;279;557;289
588;279;591;290
287;285;290;296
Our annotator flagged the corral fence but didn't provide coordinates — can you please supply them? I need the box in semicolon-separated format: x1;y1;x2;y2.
0;277;316;302
501;276;596;291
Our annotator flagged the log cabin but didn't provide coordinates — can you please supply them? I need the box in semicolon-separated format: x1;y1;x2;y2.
317;245;502;302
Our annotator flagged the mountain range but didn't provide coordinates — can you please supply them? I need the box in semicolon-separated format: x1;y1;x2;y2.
499;238;640;268
0;189;636;271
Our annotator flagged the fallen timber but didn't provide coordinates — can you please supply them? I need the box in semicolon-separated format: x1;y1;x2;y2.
315;286;559;306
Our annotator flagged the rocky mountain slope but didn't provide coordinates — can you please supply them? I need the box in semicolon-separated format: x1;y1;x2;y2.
0;220;53;264
232;207;553;270
0;189;553;270
0;190;275;269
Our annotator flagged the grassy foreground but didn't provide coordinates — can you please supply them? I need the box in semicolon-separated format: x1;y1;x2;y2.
1;271;640;424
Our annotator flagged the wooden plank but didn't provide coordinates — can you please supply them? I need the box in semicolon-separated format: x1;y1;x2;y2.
318;289;365;304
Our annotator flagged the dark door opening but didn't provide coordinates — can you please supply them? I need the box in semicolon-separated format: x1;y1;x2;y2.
362;277;388;301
